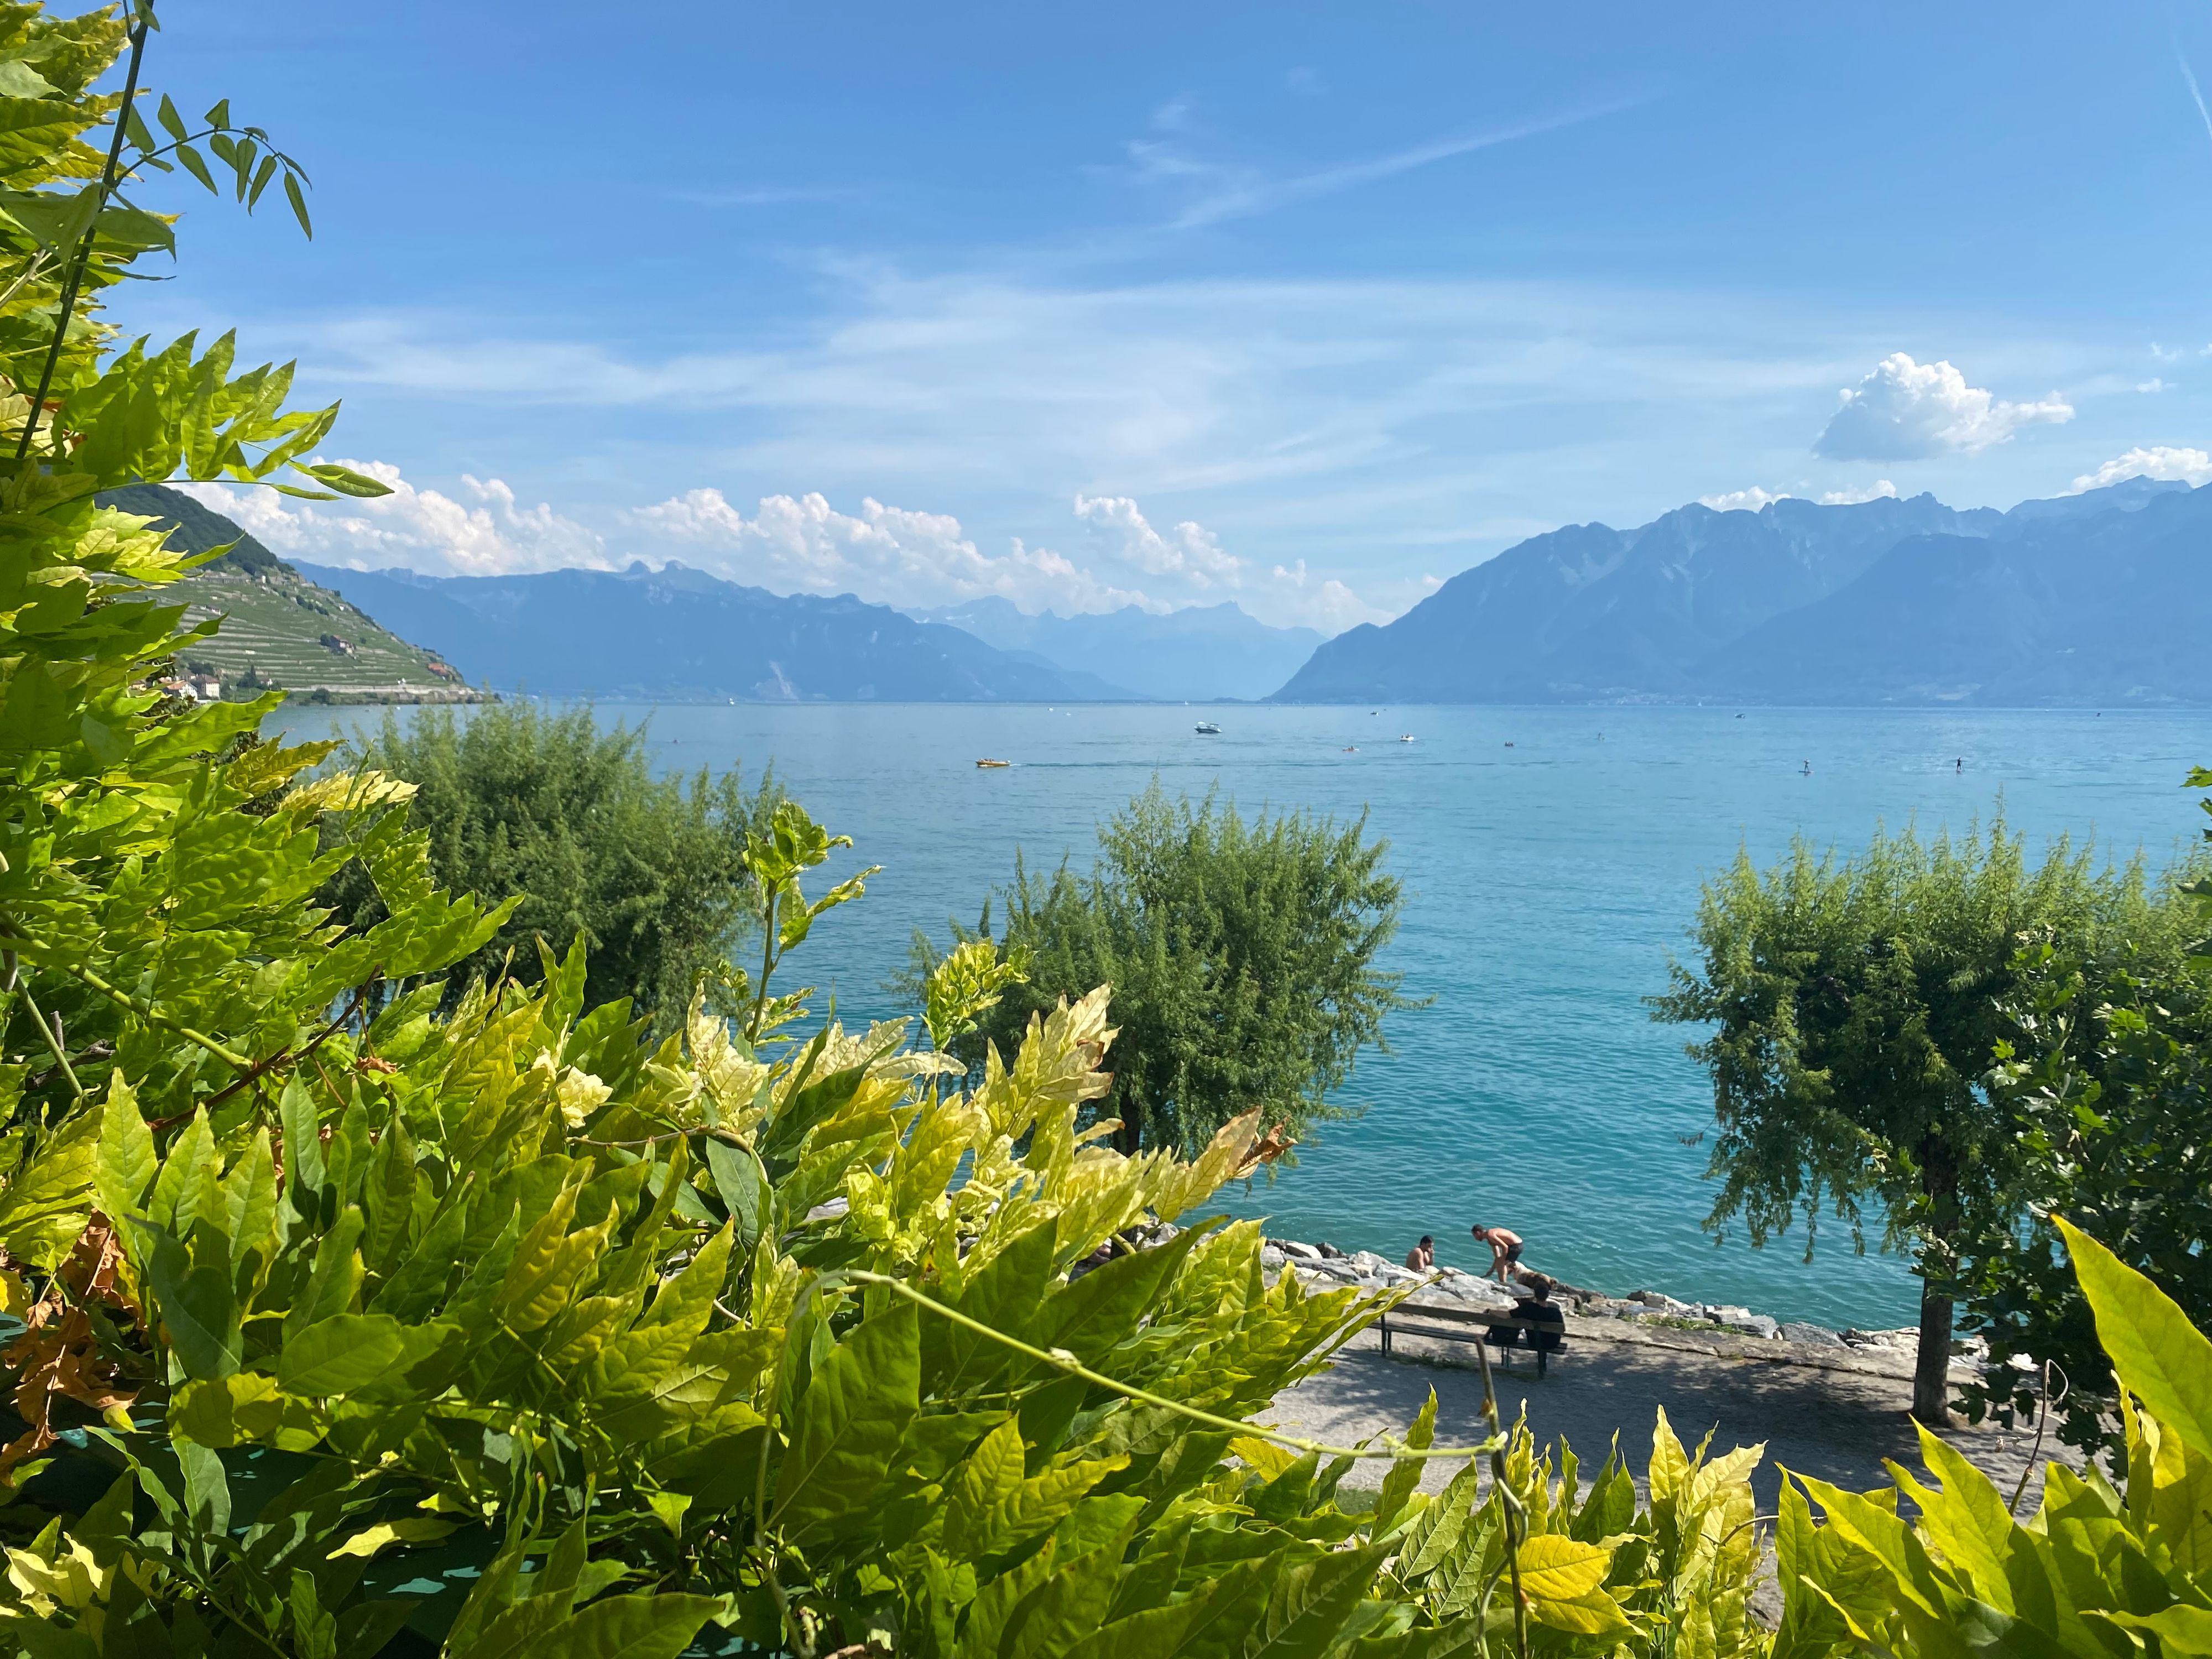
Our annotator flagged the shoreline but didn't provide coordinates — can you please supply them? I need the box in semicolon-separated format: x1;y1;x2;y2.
1251;1232;1987;1378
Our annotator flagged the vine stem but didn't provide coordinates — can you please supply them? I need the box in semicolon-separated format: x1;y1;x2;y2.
15;982;83;1104
832;1268;1506;1464
1473;1334;1531;1659
2007;1360;2066;1516
13;12;149;462
47;958;252;1070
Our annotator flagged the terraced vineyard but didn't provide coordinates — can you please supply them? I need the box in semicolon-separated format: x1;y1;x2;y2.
102;484;481;701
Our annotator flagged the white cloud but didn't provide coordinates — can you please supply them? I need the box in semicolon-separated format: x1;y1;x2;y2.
1818;479;1898;505
1814;353;2073;461
632;489;1156;615
1147;102;1645;231
1267;560;1387;632
2152;342;2183;362
2067;445;2212;493
1699;485;1790;511
2138;378;2170;393
178;463;607;577
1073;494;1243;586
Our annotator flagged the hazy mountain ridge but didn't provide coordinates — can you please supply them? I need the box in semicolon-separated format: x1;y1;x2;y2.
1272;478;2205;706
914;596;1325;701
287;560;1113;703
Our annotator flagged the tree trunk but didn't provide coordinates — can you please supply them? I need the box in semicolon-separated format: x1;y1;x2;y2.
1912;1280;1954;1426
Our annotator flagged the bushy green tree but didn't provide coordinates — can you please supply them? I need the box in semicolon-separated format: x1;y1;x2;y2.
1953;777;2212;1454
938;782;1420;1156
318;702;780;1027
1651;819;2167;1425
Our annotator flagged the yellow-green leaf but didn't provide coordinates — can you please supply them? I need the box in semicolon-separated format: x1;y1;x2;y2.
1514;1533;1612;1603
2058;1215;2212;1462
327;1517;460;1561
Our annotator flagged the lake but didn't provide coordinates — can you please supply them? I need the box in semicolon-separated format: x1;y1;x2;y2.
274;700;2210;1328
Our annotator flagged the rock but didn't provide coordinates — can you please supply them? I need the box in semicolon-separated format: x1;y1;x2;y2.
1706;1304;1752;1325
1719;1314;1780;1340
1347;1250;1392;1274
1259;1245;1287;1271
1277;1240;1324;1262
1780;1321;1845;1347
1316;1241;1348;1260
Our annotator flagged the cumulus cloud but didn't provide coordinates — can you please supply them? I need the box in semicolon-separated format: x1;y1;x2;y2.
2067;446;2212;494
178;463;607;577
1699;486;1789;512
181;459;1381;632
2138;378;2170;394
1267;560;1386;632
1814;353;2073;461
1073;494;1243;586
1818;479;1898;505
633;489;1157;614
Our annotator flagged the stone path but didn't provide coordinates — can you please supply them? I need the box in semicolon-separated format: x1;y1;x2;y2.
1261;1312;2080;1517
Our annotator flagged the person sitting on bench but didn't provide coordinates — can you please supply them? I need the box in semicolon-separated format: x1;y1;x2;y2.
1470;1222;1522;1284
1517;1275;1566;1353
1485;1274;1567;1358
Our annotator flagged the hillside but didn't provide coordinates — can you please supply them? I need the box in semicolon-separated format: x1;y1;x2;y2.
287;560;1112;702
912;598;1324;701
101;484;474;701
1272;477;2204;706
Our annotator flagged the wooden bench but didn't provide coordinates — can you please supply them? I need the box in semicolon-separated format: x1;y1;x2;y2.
1375;1300;1568;1378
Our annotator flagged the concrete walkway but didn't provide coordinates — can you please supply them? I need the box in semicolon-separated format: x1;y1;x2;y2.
1261;1313;2079;1517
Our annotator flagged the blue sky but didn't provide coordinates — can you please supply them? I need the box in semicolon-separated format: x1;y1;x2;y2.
137;1;2212;630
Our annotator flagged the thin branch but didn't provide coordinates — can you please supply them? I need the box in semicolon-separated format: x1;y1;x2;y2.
837;1269;1505;1463
1474;1335;1531;1659
49;958;251;1070
15;980;82;1104
14;15;149;463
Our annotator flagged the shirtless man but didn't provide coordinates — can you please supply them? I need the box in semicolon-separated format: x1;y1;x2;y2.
1470;1223;1524;1284
1404;1235;1435;1271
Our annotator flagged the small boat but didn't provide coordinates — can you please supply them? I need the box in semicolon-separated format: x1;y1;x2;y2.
1504;741;1515;748
975;758;1010;769
1343;745;1359;753
1194;722;1221;735
1399;734;1415;743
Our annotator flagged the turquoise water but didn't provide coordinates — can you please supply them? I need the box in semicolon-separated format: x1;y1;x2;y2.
274;701;2210;1328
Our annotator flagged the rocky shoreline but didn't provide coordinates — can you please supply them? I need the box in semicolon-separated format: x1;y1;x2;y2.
1244;1232;1988;1375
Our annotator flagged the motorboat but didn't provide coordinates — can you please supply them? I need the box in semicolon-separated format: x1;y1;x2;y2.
1194;722;1221;734
1399;734;1415;743
975;758;1010;769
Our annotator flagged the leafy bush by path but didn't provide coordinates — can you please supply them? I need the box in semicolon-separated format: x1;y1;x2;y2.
319;703;781;1030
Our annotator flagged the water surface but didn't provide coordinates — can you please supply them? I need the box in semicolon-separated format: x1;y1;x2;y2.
275;700;2209;1327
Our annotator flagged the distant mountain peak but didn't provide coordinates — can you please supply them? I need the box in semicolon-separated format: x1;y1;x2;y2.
1273;478;2210;707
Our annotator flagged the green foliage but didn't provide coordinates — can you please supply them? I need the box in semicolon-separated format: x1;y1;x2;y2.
945;782;1420;1155
1371;1396;1767;1655
317;702;782;1029
1778;1219;2212;1659
1953;782;2212;1457
9;10;2211;1659
1651;817;2171;1422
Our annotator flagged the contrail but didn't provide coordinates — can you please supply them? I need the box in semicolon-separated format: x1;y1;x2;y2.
2178;45;2212;149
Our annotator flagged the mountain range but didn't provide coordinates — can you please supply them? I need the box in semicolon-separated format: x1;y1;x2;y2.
910;598;1324;701
286;560;1112;702
1275;477;2211;706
